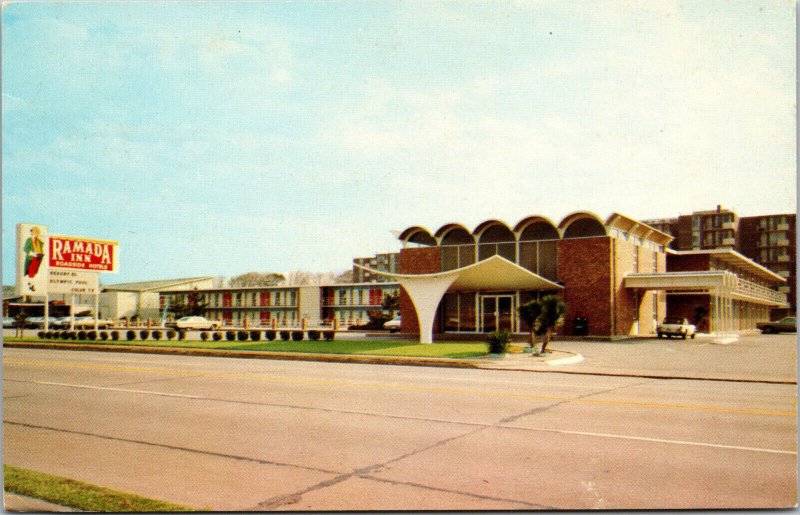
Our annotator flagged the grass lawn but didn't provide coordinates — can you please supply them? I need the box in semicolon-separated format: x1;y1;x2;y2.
5;336;490;358
4;465;196;512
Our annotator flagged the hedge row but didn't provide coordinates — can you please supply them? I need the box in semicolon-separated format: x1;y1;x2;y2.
35;329;335;343
206;330;334;342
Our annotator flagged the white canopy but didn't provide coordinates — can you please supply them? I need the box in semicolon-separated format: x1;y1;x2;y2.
356;255;562;343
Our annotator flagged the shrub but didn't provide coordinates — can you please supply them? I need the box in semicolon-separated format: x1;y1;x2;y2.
126;330;136;341
265;330;277;341
99;331;109;341
200;332;209;341
87;331;97;341
60;331;70;340
250;330;261;341
307;330;320;341
279;330;291;341
237;330;249;341
68;331;77;340
291;331;304;341
37;330;45;339
178;329;187;340
166;330;176;340
77;330;87;340
323;331;335;341
110;330;119;341
487;330;512;354
139;330;149;340
212;332;223;341
152;330;162;340
226;330;236;341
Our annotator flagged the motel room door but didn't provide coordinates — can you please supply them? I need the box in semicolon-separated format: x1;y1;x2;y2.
480;295;515;333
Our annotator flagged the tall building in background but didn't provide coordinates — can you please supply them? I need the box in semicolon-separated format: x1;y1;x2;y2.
352;253;400;283
644;207;796;316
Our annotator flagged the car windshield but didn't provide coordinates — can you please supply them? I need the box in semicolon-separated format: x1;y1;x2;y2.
781;317;796;324
663;318;684;324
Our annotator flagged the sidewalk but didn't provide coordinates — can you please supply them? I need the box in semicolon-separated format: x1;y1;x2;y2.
4;493;76;512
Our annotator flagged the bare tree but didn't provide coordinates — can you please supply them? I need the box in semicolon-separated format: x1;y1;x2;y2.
285;270;337;286
228;272;285;288
335;269;354;283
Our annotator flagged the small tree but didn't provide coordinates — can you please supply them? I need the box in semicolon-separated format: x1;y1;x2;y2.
538;295;566;354
517;295;566;354
518;300;543;350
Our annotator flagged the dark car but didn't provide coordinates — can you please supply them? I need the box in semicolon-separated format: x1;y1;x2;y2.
756;317;796;334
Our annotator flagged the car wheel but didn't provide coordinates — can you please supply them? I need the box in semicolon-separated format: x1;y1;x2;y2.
681;332;687;340
690;333;696;339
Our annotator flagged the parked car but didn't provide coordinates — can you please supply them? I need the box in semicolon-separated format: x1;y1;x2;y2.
71;316;113;329
657;317;696;339
171;316;222;330
3;317;15;328
756;316;796;334
383;316;401;333
26;316;47;329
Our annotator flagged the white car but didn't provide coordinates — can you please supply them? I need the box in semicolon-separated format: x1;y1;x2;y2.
383;316;401;333
71;316;113;329
173;316;222;330
657;317;696;339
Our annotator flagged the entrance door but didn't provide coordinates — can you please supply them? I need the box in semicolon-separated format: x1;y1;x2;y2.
481;295;514;332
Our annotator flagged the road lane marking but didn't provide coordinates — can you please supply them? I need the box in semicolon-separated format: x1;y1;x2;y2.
9;380;796;457
5;358;797;417
502;425;797;455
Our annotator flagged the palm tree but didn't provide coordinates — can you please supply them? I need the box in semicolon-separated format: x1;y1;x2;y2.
538;295;566;354
517;295;567;355
517;299;543;351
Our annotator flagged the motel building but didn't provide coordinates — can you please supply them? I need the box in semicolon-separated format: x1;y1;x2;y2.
160;283;401;329
355;212;788;343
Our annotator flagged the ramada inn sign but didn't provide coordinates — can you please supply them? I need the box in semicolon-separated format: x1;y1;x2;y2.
16;223;119;297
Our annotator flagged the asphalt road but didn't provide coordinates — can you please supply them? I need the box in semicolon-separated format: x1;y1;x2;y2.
3;346;797;510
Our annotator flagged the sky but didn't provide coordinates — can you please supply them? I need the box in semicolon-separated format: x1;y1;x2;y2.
2;0;796;285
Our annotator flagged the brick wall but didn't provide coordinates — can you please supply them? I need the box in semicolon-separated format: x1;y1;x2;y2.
398;247;442;334
668;295;711;332
399;247;442;274
667;253;710;272
557;237;612;336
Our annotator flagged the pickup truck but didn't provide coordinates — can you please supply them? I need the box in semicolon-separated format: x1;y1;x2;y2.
657;317;696;339
756;316;796;334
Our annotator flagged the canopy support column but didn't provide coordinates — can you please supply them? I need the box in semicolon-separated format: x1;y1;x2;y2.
398;275;458;344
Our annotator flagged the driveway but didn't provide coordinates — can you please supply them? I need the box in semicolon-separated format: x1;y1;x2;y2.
539;333;796;383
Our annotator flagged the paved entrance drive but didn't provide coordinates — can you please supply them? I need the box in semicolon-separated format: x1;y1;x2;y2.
505;333;796;382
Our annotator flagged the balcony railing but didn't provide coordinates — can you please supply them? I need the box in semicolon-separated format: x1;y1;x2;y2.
776;239;790;247
722;222;735;230
734;278;788;306
777;223;790;231
722;237;736;246
778;255;791;262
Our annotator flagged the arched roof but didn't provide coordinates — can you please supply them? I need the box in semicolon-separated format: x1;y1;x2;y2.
559;211;608;236
473;219;513;237
513;215;560;233
398;226;436;245
434;223;474;240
